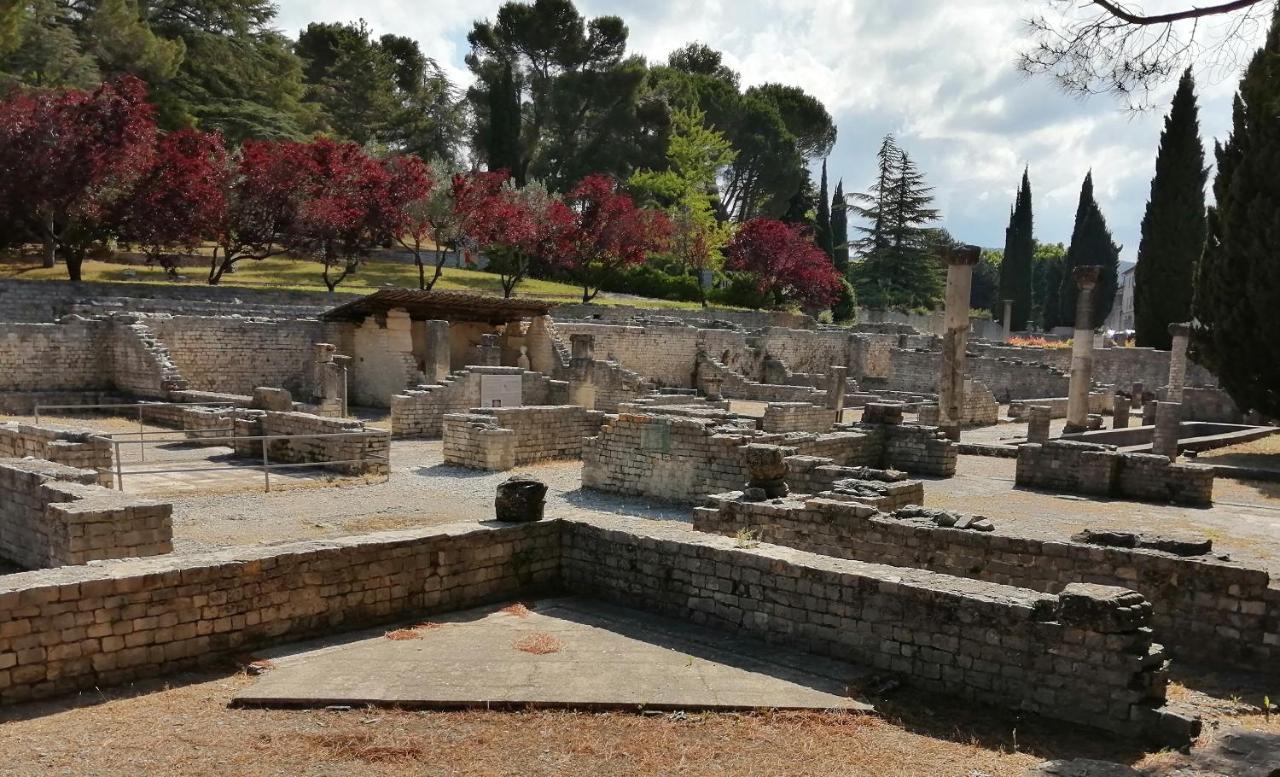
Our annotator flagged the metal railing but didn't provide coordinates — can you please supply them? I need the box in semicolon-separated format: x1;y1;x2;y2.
33;401;241;463
91;429;389;493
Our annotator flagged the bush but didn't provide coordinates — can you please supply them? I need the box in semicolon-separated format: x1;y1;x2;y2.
832;278;856;322
595;262;703;302
708;272;772;309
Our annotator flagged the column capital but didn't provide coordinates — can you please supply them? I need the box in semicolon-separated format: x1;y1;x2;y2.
1168;321;1192;338
1073;265;1102;289
941;244;982;266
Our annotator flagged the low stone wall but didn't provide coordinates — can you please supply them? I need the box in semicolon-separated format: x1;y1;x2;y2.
1015;441;1214;506
0;423;112;487
562;518;1179;739
0;458;172;570
782;456;924;511
233;411;389;476
760;402;839;433
0;520;560;704
1008;392;1110;420
390;367;568;439
691;496;1278;672
442;406;607;470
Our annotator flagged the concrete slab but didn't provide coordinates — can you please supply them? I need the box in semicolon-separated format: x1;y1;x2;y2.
233;597;875;713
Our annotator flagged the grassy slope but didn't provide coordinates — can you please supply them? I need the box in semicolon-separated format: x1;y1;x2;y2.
0;257;707;310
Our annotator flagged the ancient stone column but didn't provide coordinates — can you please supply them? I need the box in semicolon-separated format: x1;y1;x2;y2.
1142;400;1157;426
1166;322;1192;403
311;343;336;401
478;333;502;366
1002;299;1014;343
1027;405;1051;444
826;366;848;413
1113;394;1130;429
1152;401;1182;460
1064;265;1102;434
742;444;789;499
568;333;596;410
938;245;982;440
1130;382;1144;410
702;375;724;402
423;320;451;383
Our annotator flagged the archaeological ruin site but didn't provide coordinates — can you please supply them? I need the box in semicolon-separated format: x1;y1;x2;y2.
1;246;1278;775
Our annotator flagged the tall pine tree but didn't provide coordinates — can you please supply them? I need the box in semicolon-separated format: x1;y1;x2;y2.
815;158;833;260
997;168;1034;330
1060;172;1120;329
831;179;848;272
1193;8;1280;417
1133;68;1207;349
850;135;942;309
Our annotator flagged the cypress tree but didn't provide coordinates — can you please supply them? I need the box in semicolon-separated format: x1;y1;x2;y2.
485;60;523;182
997;168;1034;330
1134;68;1207;348
815;158;833;260
1193;8;1280;417
1060;172;1120;329
831;179;849;273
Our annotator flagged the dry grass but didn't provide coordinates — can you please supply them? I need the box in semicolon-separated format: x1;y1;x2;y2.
501;603;533;618
384;629;423;641
513;633;563;655
1008;335;1071;349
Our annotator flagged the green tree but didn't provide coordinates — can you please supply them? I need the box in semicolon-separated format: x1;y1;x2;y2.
830;179;848;273
972;248;1002;313
1060;171;1120;329
997;168;1034;330
83;0;184;84
296;21;396;146
814;158;832;259
1193;8;1280;417
1133;67;1206;349
1031;241;1066;330
484;59;522;177
849;135;943;309
0;0;98;88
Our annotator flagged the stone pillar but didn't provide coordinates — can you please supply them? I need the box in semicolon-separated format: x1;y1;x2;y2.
311;343;336;401
938;244;982;440
1166;322;1192;403
917;404;941;426
1130;382;1144;410
702;375;723;402
742;444;789;500
1001;299;1014;343
524;315;557;375
1112;394;1130;429
1142;400;1157;426
477;333;502;367
1064;265;1102;434
423;320;450;383
1152;401;1182;460
825;366;848;413
568;333;596;410
1027;405;1052;444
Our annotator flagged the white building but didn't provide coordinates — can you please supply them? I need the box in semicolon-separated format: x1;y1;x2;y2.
1105;262;1136;334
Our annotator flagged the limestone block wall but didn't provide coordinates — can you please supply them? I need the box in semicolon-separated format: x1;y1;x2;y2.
695;355;828;403
0;320;111;392
390;368;569;439
756;327;851;376
970;343;1217;391
760;403;839;433
781;457;925;511
883;349;1071;400
0;423;112;486
553;303;815;330
691;496;1279;672
233;411;389;476
554;322;749;388
1007;392;1111;420
0;458;172;569
1160;386;1242;423
149;315;329;398
108;318;186;397
443;406;607;470
1016;442;1214;506
562;519;1175;738
0;521;560;704
877;423;959;476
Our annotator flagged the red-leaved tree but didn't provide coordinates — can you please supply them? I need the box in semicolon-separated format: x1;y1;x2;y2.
452;171;565;297
284;138;398;292
725;218;843;309
208;140;310;285
0;76;156;281
117;128;229;276
554;174;671;303
383;154;436;290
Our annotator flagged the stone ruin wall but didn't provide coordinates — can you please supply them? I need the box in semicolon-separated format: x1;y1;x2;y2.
1015;441;1214;506
692;495;1279;673
759;403;839;433
391;367;569;439
0;458;172;570
0;423;113;486
442;406;607;470
232;410;389;476
148;315;331;397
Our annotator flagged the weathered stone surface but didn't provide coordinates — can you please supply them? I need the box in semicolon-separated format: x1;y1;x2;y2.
494;476;548;522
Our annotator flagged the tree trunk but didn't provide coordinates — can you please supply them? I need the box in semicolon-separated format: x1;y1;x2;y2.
65;252;84;282
41;214;56;268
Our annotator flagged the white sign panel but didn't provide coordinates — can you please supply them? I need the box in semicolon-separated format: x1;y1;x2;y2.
480;374;523;408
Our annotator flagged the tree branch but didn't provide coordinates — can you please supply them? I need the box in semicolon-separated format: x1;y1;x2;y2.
1090;0;1263;26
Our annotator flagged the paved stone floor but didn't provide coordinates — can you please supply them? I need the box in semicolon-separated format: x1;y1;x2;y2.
234;597;874;713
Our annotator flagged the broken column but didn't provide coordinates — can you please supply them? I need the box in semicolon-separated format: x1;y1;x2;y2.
311;343;336;402
1027;405;1052;444
1113;394;1131;429
1001;299;1014;343
826;366;848;413
702;375;724;402
1152;401;1182;460
477;333;502;366
742;444;790;500
1166;322;1192;403
568;333;596;410
1064;265;1102;434
938;244;982;440
423;320;451;383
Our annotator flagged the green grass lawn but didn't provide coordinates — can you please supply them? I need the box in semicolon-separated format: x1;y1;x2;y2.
0;255;709;310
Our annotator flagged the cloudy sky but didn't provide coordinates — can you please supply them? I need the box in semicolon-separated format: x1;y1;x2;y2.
274;0;1268;259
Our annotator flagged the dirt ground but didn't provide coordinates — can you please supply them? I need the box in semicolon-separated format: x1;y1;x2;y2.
2;664;1276;777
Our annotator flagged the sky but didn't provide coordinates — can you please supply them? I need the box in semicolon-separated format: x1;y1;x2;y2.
274;0;1269;259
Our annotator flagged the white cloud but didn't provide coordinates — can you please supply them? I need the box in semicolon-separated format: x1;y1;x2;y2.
275;0;1268;258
